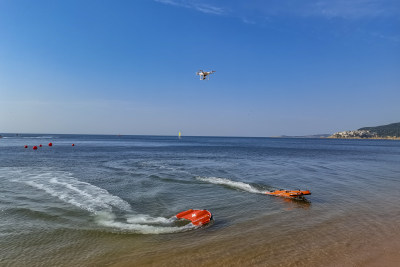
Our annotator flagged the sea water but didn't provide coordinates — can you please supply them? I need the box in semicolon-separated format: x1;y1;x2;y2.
1;135;399;266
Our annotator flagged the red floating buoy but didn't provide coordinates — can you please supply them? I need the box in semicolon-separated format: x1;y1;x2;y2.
39;144;42;147
33;146;38;150
48;142;53;147
24;145;28;148
72;144;75;146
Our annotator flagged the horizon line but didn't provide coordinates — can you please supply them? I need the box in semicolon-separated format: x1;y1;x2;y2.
0;132;332;139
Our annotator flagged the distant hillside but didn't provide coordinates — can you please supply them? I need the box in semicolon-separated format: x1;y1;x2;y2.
359;122;400;137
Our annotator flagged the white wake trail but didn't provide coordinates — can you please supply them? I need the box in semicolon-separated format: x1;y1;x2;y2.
197;176;266;194
9;168;195;234
20;172;131;214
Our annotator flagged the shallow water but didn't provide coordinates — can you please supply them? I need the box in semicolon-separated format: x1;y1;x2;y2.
1;134;399;266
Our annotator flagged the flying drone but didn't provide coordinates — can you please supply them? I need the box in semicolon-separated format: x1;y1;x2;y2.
196;70;215;80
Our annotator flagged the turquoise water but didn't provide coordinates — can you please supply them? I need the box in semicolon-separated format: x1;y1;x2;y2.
1;135;399;266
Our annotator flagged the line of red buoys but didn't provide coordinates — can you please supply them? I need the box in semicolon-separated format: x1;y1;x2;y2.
25;143;75;149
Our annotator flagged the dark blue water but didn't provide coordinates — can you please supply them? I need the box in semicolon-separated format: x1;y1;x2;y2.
1;134;399;266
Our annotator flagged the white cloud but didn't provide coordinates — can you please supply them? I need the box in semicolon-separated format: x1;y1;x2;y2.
155;0;226;15
311;0;397;19
155;0;400;19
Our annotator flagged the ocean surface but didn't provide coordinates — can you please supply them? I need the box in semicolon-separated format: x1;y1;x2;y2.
1;134;399;266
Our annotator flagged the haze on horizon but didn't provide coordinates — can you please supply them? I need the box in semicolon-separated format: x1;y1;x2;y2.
1;0;399;137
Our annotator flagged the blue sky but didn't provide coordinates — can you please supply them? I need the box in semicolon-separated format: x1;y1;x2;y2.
0;0;399;136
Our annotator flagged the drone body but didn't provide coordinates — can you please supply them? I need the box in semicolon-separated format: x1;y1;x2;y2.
196;70;215;80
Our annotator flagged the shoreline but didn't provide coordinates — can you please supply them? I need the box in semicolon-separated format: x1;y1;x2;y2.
326;136;400;140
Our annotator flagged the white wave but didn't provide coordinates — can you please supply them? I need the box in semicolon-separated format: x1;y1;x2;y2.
126;214;176;224
104;160;190;175
139;161;191;174
17;172;131;214
9;168;196;234
96;212;195;234
197;176;266;194
0;136;54;139
16;136;55;139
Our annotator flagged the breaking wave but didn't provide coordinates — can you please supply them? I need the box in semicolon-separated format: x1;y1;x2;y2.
10;168;195;234
196;176;267;194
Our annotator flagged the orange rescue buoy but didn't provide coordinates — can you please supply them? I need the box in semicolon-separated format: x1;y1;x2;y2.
39;144;42;147
24;145;28;148
175;209;212;226
48;142;53;147
265;189;311;198
33;146;38;150
72;144;75;146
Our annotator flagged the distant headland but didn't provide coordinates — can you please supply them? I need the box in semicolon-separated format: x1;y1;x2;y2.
329;122;400;140
274;122;400;140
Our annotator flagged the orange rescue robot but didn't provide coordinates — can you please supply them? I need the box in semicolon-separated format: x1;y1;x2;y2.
175;209;213;226
265;189;311;198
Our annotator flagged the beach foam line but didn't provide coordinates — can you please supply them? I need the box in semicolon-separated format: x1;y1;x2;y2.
9;168;195;234
196;176;266;194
